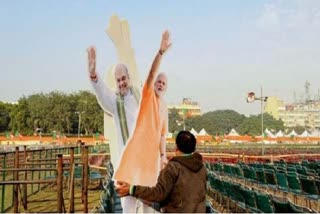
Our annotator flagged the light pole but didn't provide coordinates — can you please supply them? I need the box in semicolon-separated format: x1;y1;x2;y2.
182;115;186;131
176;110;186;131
35;128;42;143
75;111;85;139
247;86;268;155
176;119;186;131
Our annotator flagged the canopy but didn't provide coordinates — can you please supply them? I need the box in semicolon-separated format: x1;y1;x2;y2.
299;130;311;137
198;128;208;136
287;130;298;137
228;128;239;136
265;128;276;138
275;130;284;137
190;128;198;136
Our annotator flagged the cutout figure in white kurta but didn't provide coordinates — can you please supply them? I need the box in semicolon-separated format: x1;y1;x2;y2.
87;15;142;213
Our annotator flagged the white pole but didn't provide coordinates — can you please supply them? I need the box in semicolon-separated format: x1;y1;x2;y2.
261;86;264;155
78;113;81;139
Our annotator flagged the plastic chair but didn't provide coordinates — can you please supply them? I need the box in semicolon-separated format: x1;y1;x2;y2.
240;186;259;213
254;191;274;213
299;175;319;209
287;173;302;204
276;171;289;197
265;169;277;190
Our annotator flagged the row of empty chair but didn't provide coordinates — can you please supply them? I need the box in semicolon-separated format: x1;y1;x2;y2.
206;161;320;210
207;171;314;213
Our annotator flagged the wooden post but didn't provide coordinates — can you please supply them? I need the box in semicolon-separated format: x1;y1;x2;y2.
57;154;63;213
14;147;19;213
69;147;75;213
83;146;89;213
31;150;34;193
38;150;42;191
1;154;7;213
81;143;84;204
23;146;28;209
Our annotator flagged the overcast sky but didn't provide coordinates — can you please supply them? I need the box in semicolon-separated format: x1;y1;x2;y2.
1;0;320;115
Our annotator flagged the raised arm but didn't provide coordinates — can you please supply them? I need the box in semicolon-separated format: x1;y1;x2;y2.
87;46;98;82
87;46;116;114
146;30;172;87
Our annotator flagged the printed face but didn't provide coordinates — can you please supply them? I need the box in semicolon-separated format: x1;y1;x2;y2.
115;67;130;96
154;74;167;97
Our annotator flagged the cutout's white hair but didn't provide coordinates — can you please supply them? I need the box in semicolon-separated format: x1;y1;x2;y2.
156;72;168;82
113;63;129;76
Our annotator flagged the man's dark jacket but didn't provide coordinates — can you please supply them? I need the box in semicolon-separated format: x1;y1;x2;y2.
131;153;207;213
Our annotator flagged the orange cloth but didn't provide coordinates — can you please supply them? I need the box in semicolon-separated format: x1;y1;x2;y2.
114;83;168;186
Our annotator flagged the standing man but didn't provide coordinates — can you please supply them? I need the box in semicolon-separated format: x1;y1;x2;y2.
87;47;140;212
114;30;171;211
116;131;208;213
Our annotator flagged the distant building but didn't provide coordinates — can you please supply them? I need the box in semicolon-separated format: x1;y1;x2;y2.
264;96;284;120
265;96;320;129
168;98;201;117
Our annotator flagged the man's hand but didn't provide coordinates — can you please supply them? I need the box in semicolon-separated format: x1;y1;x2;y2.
115;181;130;197
87;46;97;79
159;30;172;54
161;155;168;170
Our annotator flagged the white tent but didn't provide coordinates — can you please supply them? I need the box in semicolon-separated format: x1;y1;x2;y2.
265;128;276;138
190;128;198;136
198;128;208;136
275;130;284;137
228;128;239;136
286;130;298;137
299;130;311;137
311;130;320;137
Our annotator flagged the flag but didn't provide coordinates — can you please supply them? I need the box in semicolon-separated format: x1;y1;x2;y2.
181;108;187;115
95;132;100;140
263;133;267;138
5;131;10;139
52;131;57;139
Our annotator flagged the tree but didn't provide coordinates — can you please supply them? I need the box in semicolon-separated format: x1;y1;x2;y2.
168;108;182;133
9;98;33;135
236;113;284;136
75;91;104;135
7;90;104;135
189;110;246;135
0;102;12;132
236;115;261;135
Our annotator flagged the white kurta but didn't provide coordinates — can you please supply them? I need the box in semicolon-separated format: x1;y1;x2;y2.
91;73;139;165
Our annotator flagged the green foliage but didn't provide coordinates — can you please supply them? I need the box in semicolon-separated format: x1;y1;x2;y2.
0;101;12;132
168;108;182;133
184;110;246;135
5;91;103;135
2;92;287;137
169;110;285;136
236;113;284;136
236;115;261;135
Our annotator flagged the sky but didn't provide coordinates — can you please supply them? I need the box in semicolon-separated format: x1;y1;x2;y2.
1;0;320;116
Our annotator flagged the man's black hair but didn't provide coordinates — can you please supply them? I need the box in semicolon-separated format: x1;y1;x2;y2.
176;131;196;154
